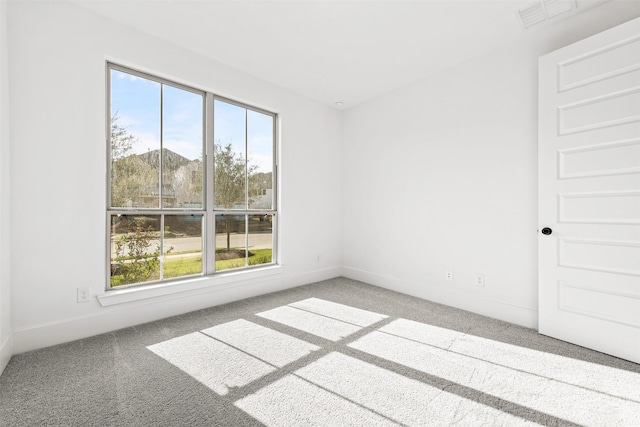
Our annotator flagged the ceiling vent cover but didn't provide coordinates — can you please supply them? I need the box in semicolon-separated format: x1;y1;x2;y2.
517;0;577;30
543;0;574;17
518;2;547;29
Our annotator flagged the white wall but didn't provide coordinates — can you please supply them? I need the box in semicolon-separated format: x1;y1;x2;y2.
7;0;639;357
8;0;342;353
342;1;640;328
0;0;14;373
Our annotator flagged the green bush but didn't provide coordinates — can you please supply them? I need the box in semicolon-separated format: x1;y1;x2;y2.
111;217;169;286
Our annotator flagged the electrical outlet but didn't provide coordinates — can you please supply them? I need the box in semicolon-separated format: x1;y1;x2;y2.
77;287;90;303
445;270;453;281
475;274;485;287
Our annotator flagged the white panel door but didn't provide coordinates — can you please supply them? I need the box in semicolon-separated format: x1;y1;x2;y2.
539;17;640;363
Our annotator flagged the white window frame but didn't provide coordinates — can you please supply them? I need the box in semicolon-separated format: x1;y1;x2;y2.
106;63;278;291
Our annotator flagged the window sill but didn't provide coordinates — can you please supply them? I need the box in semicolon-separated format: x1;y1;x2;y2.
97;265;282;307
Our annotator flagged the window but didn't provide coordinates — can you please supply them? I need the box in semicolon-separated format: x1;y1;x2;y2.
108;64;276;288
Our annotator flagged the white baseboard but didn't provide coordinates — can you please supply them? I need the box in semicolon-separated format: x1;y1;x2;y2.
342;266;538;329
11;266;535;355
0;332;13;376
13;266;342;355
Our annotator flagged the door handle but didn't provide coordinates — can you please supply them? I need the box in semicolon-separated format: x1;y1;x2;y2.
541;227;553;235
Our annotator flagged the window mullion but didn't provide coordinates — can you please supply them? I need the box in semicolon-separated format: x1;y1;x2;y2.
205;92;216;274
245;109;249;210
160;214;165;280
159;84;164;209
245;214;249;267
244;111;249;267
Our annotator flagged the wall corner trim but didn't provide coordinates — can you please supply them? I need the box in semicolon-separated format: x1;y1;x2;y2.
0;332;14;377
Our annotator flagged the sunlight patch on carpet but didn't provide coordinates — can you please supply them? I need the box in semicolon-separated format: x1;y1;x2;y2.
294;352;535;426
256;298;388;341
235;374;399;427
288;298;388;327
201;319;320;367
148;332;274;396
146;298;640;426
350;329;640;426
256;306;362;341
380;318;640;402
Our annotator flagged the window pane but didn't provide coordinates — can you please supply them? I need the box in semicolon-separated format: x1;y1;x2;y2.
248;214;273;266
214;100;246;210
162;85;204;209
163;215;203;279
110;215;161;286
110;69;161;208
215;214;247;271
248;110;274;210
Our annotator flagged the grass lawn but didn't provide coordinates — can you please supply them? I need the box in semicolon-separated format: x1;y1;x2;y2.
110;249;273;287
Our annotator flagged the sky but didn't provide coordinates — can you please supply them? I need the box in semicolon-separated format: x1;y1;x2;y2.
110;68;273;173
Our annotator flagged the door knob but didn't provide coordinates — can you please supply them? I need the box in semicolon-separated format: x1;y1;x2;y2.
541;227;552;235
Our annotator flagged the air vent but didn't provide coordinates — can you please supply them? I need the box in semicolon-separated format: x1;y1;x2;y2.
518;2;547;29
543;0;574;17
517;0;577;30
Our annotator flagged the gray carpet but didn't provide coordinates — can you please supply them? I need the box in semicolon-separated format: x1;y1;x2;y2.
1;277;639;426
